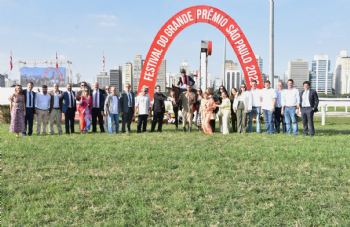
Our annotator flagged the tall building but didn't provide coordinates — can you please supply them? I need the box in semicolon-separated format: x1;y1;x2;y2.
0;74;5;87
110;65;123;92
166;71;171;88
171;73;180;87
207;72;212;89
224;70;241;91
310;54;332;94
222;60;239;78
180;60;190;74
96;72;109;89
273;75;279;89
133;55;143;91
334;50;350;95
213;77;222;91
156;59;166;92
287;59;309;91
123;62;133;90
255;55;263;73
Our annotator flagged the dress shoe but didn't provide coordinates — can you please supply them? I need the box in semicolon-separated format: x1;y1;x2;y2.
183;127;186;132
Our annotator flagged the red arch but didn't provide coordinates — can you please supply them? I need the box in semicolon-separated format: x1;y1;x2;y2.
43;67;64;83
137;5;263;100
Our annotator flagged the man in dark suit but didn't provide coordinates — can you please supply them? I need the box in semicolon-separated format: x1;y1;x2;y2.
62;83;76;134
177;69;195;88
300;81;319;137
119;83;135;133
151;85;170;132
91;82;105;133
22;82;36;136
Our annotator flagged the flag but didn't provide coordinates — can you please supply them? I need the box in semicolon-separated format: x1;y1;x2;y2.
10;52;13;70
103;51;105;71
56;52;58;68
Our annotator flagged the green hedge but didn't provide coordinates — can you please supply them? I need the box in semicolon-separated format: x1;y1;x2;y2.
0;105;11;124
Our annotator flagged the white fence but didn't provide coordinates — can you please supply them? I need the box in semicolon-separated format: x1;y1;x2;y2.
318;98;350;112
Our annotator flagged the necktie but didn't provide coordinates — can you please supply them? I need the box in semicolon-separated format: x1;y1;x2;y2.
94;92;98;107
70;92;73;108
29;91;32;107
128;93;131;106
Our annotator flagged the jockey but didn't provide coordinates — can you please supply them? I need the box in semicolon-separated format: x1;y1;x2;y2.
177;69;195;91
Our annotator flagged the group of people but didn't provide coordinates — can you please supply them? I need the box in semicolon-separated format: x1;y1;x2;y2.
9;69;319;137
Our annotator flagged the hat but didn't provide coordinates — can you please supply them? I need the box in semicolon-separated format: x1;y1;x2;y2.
142;85;149;89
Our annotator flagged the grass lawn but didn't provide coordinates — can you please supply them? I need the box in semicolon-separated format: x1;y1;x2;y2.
2;117;350;226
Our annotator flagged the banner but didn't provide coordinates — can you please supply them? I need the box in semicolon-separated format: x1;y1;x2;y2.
20;67;66;86
138;5;263;100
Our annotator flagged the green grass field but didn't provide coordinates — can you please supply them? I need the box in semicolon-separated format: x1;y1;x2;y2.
2;117;350;226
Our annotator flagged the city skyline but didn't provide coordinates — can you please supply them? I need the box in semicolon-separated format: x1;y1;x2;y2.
0;0;349;88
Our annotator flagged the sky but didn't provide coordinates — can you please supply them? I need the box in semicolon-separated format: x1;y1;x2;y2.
0;0;349;85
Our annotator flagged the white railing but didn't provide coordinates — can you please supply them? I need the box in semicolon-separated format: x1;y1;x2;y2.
318;98;350;125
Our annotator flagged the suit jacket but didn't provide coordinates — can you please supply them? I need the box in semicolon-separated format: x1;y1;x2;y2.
180;91;196;112
177;75;195;86
48;90;63;112
153;92;168;113
22;89;36;108
119;91;135;113
62;90;76;114
91;89;105;111
300;89;319;112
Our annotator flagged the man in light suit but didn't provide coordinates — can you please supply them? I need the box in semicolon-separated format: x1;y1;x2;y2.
119;83;135;133
300;81;319;137
62;83;76;134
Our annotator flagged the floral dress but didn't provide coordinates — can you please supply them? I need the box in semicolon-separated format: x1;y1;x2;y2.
9;95;25;133
78;96;92;131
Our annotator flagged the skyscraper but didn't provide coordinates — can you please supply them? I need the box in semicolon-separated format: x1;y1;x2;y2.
166;71;171;88
156;59;166;92
255;55;263;73
311;54;332;94
133;55;143;91
96;72;110;89
223;60;241;91
334;50;350;95
123;62;133;90
213;77;222;91
110;65;123;92
273;75;279;89
287;59;309;91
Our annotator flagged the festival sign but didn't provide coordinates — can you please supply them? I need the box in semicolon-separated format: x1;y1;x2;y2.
138;5;263;100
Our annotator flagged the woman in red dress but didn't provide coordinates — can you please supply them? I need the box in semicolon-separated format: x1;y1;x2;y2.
77;89;92;134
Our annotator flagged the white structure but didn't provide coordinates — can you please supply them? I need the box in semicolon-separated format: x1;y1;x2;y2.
156;59;166;92
200;40;212;91
224;70;241;91
255;55;263;73
133;55;143;91
334;50;350;95
123;62;133;90
287;59;309;91
207;72;212;89
96;72;109;89
311;54;332;94
110;65;123;92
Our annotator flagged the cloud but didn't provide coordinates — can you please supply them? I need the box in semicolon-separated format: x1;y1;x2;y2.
316;41;323;44
99;22;117;27
87;45;93;48
89;14;116;20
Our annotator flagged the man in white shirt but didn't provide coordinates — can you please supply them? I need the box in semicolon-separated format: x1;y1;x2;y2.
248;80;262;133
48;83;63;134
103;85;111;133
261;80;277;134
274;81;286;133
281;79;300;136
135;87;152;133
103;86;120;134
35;85;51;135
